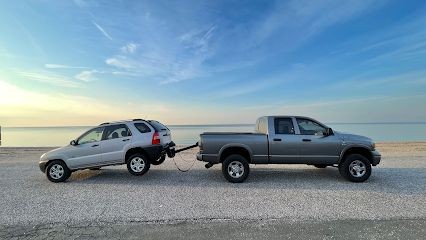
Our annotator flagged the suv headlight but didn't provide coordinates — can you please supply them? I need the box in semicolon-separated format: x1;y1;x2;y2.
371;142;376;150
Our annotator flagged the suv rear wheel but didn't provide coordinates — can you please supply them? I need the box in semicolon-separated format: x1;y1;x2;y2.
339;154;371;182
222;154;250;183
46;160;71;182
151;155;166;165
127;153;150;176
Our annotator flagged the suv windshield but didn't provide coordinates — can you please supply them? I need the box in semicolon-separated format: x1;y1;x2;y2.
148;120;169;132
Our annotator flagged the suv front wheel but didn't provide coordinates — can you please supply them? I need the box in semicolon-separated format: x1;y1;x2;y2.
127;153;150;176
339;154;371;182
46;160;71;182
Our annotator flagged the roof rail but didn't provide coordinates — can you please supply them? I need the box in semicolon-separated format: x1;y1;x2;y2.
100;122;110;125
132;119;144;121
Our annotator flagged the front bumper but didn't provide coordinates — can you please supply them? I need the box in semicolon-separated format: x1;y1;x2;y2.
371;150;381;166
39;161;48;173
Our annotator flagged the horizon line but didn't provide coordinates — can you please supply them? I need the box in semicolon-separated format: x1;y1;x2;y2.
2;121;426;128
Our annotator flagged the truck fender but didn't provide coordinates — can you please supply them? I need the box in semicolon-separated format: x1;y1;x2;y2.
338;144;372;164
218;143;253;162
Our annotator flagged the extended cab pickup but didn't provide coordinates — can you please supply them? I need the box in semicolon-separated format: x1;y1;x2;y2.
197;116;381;183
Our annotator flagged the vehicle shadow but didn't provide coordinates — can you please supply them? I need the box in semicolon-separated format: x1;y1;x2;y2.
68;165;426;195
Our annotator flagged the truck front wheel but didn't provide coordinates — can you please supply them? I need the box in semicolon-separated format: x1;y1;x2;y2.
339;154;371;182
222;154;250;183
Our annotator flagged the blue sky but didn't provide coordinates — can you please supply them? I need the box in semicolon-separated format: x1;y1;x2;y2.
0;0;426;126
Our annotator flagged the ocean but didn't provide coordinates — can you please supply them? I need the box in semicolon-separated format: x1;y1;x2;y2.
1;123;425;147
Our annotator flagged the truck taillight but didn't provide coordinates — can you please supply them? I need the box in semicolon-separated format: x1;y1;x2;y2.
152;132;161;145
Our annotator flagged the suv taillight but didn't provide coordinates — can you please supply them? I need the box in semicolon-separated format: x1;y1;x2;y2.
152;132;161;145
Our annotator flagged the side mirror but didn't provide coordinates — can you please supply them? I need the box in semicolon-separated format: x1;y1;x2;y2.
70;140;77;146
324;128;333;136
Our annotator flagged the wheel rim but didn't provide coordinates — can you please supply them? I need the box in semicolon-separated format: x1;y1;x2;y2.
49;164;64;180
130;157;145;172
349;160;366;177
228;161;244;178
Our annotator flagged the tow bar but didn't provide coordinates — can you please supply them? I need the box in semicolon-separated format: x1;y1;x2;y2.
167;142;199;172
167;142;198;158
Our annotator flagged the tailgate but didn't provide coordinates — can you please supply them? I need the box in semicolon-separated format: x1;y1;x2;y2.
148;120;172;144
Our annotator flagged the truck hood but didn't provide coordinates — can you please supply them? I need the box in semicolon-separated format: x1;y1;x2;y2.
335;131;375;148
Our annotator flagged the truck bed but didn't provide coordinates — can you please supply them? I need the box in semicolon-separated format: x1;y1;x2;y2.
199;132;269;164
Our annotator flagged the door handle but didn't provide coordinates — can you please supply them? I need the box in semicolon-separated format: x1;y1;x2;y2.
273;138;282;141
91;144;99;147
302;139;311;142
122;139;130;142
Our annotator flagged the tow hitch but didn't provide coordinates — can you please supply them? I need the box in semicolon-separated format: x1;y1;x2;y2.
167;142;199;158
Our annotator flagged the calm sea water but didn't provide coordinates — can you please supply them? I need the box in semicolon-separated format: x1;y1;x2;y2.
1;123;425;147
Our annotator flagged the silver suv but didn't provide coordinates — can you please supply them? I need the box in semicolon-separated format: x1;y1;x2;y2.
39;119;175;182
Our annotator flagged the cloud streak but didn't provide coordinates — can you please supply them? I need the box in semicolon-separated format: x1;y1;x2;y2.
17;71;82;88
92;21;112;40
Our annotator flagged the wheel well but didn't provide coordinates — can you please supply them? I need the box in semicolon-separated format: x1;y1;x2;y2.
125;147;150;162
220;147;251;163
45;159;67;171
341;147;372;164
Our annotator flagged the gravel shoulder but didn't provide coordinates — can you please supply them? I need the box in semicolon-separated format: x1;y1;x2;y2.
0;142;425;238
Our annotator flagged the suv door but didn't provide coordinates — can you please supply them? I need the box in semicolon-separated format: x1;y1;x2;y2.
295;117;341;164
67;127;104;169
268;117;300;163
100;124;132;164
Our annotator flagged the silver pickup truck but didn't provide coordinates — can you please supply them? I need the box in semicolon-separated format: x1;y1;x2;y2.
197;116;381;183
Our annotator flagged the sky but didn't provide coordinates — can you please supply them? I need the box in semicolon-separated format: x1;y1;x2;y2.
0;0;426;126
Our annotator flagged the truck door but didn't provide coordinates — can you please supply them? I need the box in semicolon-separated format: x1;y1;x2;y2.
294;117;341;164
268;117;300;163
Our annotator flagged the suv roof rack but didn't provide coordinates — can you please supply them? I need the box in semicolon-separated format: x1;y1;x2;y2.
132;119;144;121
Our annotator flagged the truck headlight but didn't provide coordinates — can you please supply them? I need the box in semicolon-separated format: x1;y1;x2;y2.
371;143;376;150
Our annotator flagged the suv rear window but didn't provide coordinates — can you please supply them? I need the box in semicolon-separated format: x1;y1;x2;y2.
134;123;151;133
147;120;169;132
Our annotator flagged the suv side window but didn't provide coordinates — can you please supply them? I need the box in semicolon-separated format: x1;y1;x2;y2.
274;118;295;134
104;124;132;140
77;127;104;145
134;122;151;133
296;118;326;135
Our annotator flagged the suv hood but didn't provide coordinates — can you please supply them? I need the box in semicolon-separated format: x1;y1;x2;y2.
40;145;72;161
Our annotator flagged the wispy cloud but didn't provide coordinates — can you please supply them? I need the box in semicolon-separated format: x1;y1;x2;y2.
104;24;217;85
74;70;99;82
45;63;88;69
92;21;112;40
17;71;82;88
121;43;139;54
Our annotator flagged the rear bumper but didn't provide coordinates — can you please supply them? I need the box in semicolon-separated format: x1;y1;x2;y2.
196;152;219;164
371;150;381;166
145;142;175;161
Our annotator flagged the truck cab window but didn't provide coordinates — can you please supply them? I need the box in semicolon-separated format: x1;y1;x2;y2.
296;118;326;135
274;118;295;134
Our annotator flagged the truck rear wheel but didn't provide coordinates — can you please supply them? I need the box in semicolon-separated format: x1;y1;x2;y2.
339;154;371;182
222;154;249;183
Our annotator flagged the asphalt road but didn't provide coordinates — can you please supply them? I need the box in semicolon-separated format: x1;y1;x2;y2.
0;147;425;239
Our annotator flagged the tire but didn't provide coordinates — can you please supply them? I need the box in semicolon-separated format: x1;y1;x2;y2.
339;154;371;182
314;165;327;168
126;153;150;176
222;154;250;183
46;160;71;183
151;155;166;166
